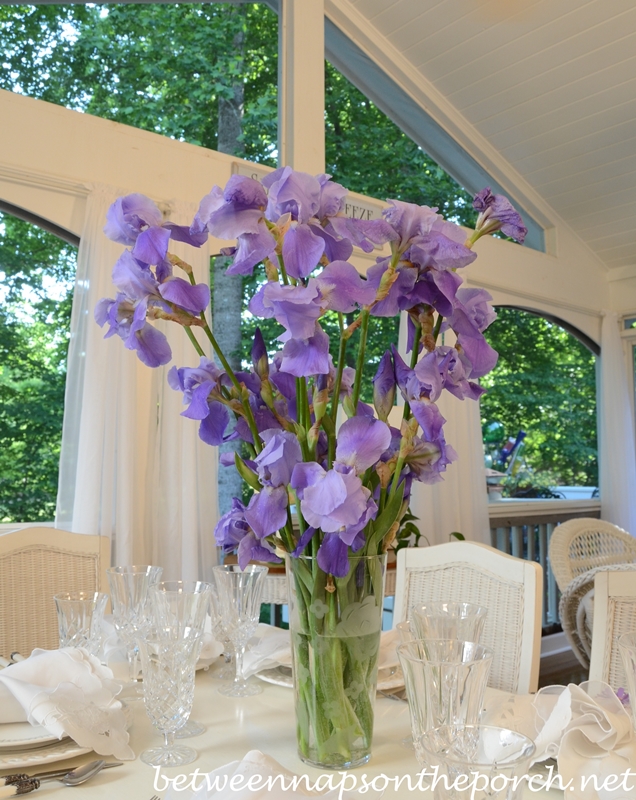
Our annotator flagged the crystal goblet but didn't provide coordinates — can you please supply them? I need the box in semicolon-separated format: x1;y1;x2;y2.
54;591;108;655
106;565;163;697
411;601;488;642
137;625;201;767
212;564;268;697
150;580;211;738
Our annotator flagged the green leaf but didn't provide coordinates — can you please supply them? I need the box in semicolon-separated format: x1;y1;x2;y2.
234;452;261;491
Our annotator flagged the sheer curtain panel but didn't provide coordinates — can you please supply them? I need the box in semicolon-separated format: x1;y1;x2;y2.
56;186;219;578
599;311;636;535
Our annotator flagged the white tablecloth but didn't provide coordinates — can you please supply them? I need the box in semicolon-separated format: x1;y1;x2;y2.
0;662;564;800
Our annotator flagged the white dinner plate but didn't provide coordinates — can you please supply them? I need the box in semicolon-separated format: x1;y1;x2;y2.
0;722;61;752
256;664;404;691
0;734;91;769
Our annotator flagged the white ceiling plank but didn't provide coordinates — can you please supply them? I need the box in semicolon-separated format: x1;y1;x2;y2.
478;63;636;141
451;29;636;124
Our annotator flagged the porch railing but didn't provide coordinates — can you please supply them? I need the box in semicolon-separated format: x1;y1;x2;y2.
489;499;601;630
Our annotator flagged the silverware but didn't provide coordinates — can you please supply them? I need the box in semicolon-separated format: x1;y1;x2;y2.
3;760;124;795
3;760;123;786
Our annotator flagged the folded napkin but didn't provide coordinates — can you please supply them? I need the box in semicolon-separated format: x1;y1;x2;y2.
0;648;134;760
243;626;400;679
165;750;382;800
482;681;636;800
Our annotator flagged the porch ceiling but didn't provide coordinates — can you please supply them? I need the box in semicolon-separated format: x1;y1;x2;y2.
344;0;636;270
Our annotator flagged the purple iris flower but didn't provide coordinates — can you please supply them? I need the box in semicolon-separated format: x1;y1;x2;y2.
366;259;418;317
403;269;462;318
262;167;321;224
282;223;325;280
104;193;206;265
473;188;527;243
316;174;347;219
434;346;485;401
244;485;288;539
317;532;364;578
214;497;281;569
95;293;172;368
382;200;441;250
215;498;251;554
448;288;497;333
407;231;476;272
372;351;396;421
406;434;457;484
168;357;230;446
280;323;331;377
251;282;322;340
234;395;283;445
291;462;377;546
335;416;392;473
315;261;377;312
192;177;276;276
254;429;302;487
327;216;397;254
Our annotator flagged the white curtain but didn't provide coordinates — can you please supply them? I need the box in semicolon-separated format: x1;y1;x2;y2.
407;393;491;547
56;185;219;578
599;311;636;534
395;314;490;547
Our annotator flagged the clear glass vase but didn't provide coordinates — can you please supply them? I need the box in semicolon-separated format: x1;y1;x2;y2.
285;552;387;770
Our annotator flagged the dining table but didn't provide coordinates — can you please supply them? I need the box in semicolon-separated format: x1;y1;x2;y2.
0;659;565;800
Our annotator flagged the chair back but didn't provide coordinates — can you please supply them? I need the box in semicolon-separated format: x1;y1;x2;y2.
394;541;543;694
589;566;636;691
548;518;636;592
0;527;110;656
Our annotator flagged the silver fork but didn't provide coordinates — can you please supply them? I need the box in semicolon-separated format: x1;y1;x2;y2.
149;796;160;800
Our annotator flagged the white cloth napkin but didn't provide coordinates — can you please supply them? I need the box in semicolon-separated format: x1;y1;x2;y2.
243;626;400;678
0;648;134;760
482;681;636;800
164;750;383;800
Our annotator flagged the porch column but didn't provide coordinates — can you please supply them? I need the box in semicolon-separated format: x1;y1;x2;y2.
278;0;325;173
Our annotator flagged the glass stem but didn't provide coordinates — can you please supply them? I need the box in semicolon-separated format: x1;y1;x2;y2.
234;645;245;685
127;647;138;683
164;731;175;750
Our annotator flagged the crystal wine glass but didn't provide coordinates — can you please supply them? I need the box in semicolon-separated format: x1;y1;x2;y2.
54;591;108;655
150;580;211;737
106;565;163;697
212;564;268;697
208;579;236;681
137;625;201;767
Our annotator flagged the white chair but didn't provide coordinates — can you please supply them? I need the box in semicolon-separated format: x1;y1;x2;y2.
548;518;636;593
0;527;110;657
558;561;636;670
394;541;543;694
589;566;636;691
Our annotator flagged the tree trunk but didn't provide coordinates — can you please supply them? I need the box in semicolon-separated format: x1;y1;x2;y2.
214;7;246;517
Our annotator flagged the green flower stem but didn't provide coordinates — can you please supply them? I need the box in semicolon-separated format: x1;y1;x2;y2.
184;327;205;358
329;314;347;424
351;308;370;412
390;454;406;498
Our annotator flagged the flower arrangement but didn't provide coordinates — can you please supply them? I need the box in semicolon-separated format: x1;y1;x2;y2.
96;168;526;767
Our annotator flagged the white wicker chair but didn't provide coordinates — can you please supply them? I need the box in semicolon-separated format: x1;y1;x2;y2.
558;562;636;670
0;527;110;657
393;542;543;694
589;567;636;691
548;518;636;593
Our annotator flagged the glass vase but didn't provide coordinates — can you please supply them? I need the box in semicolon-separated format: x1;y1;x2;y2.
285;552;387;770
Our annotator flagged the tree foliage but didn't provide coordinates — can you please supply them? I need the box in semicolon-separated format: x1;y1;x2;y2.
481;308;598;487
0;213;76;520
0;4;599;520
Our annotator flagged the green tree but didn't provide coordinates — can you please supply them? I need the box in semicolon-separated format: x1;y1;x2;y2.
0;213;76;520
480;308;598;488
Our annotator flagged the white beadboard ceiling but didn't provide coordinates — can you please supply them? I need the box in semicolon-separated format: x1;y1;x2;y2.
347;0;636;269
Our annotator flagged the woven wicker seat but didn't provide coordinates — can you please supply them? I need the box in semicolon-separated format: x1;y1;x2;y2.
0;527;110;657
548;518;636;593
589;567;636;691
393;542;543;694
558;562;636;670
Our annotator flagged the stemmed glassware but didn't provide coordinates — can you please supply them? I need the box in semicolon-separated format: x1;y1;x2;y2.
150;580;211;737
212;564;268;697
54;591;108;655
208;580;236;681
106;565;163;697
137;624;201;767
